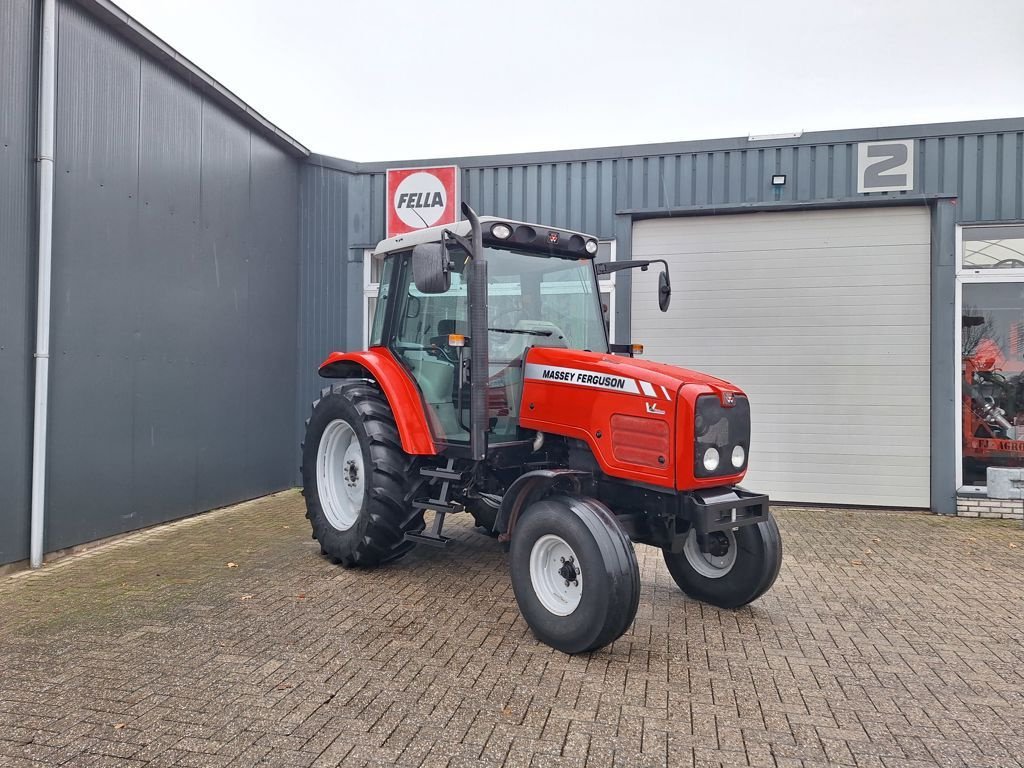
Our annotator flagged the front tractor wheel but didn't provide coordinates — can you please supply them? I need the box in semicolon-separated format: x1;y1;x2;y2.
662;516;782;609
301;382;423;567
510;495;640;654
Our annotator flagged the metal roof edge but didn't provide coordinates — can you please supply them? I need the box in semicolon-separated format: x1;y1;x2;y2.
310;116;1024;173
305;154;364;173
618;192;958;218
73;0;310;158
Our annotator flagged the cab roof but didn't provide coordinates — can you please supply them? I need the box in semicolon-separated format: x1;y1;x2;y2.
373;216;599;257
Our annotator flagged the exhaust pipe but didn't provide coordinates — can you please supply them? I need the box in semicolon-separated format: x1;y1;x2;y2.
463;203;488;461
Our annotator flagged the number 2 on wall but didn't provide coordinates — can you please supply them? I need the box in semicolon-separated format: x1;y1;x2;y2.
857;140;915;193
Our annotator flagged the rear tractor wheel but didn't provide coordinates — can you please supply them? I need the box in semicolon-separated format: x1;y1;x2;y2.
510;495;640;654
662;516;782;609
301;382;424;567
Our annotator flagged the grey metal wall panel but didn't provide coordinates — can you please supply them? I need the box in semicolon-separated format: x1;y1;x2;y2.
297;164;354;451
47;0;142;550
930;200;959;514
192;104;253;511
44;2;300;554
0;0;37;564
246;132;301;498
130;58;203;526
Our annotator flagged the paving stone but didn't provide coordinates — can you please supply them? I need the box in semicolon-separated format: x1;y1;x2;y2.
1;491;1023;767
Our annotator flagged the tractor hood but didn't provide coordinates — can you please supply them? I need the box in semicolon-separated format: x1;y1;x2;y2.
518;346;749;491
521;347;744;403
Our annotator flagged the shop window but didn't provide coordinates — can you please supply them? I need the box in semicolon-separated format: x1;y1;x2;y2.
962;226;1024;270
958;225;1024;489
961;282;1024;485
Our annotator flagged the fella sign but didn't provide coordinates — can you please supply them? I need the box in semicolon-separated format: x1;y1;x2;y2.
386;165;459;238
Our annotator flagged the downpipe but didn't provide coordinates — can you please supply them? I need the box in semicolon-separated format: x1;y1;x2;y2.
30;0;57;569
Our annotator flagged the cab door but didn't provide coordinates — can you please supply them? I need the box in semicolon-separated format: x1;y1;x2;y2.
388;256;470;444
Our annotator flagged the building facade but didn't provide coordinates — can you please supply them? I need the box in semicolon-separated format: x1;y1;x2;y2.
3;0;1022;565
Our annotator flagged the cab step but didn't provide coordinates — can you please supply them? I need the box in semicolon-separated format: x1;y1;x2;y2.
404;510;452;547
405;459;463;547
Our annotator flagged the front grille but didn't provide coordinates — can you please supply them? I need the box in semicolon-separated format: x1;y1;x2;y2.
694;394;750;477
610;414;670;468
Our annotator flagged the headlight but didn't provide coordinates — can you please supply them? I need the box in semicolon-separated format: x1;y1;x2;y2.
490;223;512;240
585;239;599;255
702;447;720;472
731;445;745;468
694;393;750;477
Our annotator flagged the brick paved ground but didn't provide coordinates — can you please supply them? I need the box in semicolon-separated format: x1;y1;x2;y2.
1;491;1022;768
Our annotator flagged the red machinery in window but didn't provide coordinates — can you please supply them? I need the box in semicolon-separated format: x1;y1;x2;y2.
962;340;1024;479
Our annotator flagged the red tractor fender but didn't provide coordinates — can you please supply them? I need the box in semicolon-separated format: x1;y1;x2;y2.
318;348;437;456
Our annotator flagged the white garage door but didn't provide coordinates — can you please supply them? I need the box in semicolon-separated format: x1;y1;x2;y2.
631;208;930;507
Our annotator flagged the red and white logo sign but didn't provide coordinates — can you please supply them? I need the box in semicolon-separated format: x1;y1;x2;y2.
385;165;459;238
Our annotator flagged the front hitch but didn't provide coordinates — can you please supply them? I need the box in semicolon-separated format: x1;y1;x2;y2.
672;486;770;553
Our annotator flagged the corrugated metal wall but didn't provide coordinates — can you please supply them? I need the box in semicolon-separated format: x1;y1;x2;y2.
296;166;382;441
314;125;1023;242
0;0;38;564
29;2;301;557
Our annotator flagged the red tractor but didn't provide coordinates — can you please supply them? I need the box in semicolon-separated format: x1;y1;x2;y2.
302;204;782;653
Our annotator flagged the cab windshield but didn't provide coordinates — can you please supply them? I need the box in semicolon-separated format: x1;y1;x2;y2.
384;245;607;444
484;247;608;357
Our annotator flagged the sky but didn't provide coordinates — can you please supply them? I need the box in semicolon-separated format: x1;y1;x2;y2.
114;0;1024;163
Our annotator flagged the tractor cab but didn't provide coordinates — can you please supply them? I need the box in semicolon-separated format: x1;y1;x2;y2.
369;216;611;448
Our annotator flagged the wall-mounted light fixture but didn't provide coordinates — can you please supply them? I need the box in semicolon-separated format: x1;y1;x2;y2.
771;174;787;186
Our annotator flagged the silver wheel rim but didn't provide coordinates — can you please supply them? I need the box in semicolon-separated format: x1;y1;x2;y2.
316;419;364;531
683;529;737;579
529;534;583;616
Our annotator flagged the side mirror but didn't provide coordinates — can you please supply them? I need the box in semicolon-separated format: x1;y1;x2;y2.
412;243;450;294
658;270;671;312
